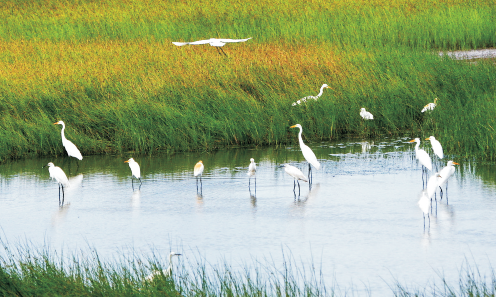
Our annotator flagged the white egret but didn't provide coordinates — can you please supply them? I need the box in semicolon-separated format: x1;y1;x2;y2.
437;161;459;203
360;108;374;120
53;121;83;161
418;190;431;229
124;158;142;190
290;124;321;183
172;38;252;56
421;98;438;113
292;84;332;106
409;138;432;175
44;162;69;206
280;164;308;195
425;136;443;159
247;158;256;190
194;160;204;192
144;252;182;282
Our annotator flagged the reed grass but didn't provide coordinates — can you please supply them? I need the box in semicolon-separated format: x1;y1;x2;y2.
0;0;495;161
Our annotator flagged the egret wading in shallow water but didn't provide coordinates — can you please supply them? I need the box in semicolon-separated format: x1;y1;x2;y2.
194;161;204;193
53;121;83;161
145;252;182;282
290;124;321;183
279;164;308;196
247;158;256;191
421;98;438;113
409;138;432;185
172;38;252;56
418;190;431;229
425;136;444;170
360;108;374;120
43;162;69;206
437;161;459;204
292;84;332;106
124;158;141;190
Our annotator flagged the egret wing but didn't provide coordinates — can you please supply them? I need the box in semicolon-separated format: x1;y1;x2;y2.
218;37;252;43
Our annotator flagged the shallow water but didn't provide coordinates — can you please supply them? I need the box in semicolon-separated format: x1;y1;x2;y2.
439;48;496;60
1;137;496;295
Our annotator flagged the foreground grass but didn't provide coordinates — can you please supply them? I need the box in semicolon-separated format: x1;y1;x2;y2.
0;0;495;161
0;242;494;296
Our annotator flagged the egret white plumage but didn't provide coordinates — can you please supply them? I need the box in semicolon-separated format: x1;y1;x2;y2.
421;98;438;113
292;84;331;106
247;158;256;190
409;138;432;174
144;252;182;282
425;136;443;159
194;160;204;192
44;162;69;206
290;124;321;183
172;38;252;56
360;108;374;120
54;121;83;161
124;158;141;190
437;161;459;203
280;164;308;195
418;190;431;229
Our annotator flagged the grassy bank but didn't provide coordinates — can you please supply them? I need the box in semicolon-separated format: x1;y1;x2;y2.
0;242;495;296
0;0;495;162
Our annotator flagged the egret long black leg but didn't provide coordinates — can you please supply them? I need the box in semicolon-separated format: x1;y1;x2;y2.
61;185;65;206
58;184;61;206
132;178;135;191
308;163;312;184
297;180;301;196
219;47;228;57
293;180;296;192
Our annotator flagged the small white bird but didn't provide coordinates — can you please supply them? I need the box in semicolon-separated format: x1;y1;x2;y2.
425;136;443;159
418;190;431;229
360;108;374;120
44;162;69;206
421;98;439;113
290;124;320;183
172;38;252;56
409;138;432;171
280;164;308;195
247;158;256;189
144;252;182;282
292;84;332;106
124;158;141;189
194;160;204;192
437;161;459;203
53;121;83;160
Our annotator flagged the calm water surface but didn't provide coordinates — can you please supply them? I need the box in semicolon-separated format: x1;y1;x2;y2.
1;137;496;295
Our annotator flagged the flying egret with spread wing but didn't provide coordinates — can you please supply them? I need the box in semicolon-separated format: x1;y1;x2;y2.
292;84;332;106
172;38;252;56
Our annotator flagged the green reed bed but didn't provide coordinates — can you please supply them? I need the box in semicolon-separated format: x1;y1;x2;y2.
0;241;495;296
0;0;495;162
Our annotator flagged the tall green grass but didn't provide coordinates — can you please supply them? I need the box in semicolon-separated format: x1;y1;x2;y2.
0;0;495;162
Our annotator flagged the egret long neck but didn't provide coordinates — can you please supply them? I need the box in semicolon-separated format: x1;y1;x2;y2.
415;140;420;152
60;124;67;142
297;127;304;147
316;85;325;97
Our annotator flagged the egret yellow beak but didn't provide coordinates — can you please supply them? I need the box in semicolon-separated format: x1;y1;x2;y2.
124;160;129;163
453;162;460;165
409;139;416;142
425;138;430;140
290;125;297;128
53;122;59;125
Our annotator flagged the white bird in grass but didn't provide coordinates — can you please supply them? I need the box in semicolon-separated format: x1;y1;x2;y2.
124;158;141;190
360;108;374;120
409;138;432;172
44;162;69;206
280;164;308;195
194;160;204;193
290;124;320;183
437;161;459;203
247;158;256;190
145;252;182;282
292;84;332;106
425;136;443;159
172;38;252;56
53;121;83;161
421;98;439;113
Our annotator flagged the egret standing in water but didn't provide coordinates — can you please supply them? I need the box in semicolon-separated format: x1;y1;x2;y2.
409;138;432;185
144;252;182;282
437;161;459;204
194;161;204;193
247;158;256;191
44;162;69;206
292;84;332;106
421;98;439;113
53;121;83;161
124;158;141;190
172;37;252;56
279;164;308;196
290;124;321;183
360;108;374;120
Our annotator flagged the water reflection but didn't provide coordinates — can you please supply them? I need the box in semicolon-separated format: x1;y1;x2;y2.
51;203;70;228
